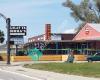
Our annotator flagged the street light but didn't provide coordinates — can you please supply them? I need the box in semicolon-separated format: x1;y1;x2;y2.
0;13;11;64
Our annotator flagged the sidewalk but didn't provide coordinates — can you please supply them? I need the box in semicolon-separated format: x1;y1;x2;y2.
0;65;100;80
0;60;93;66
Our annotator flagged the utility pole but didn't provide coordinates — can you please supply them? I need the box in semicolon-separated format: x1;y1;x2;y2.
6;18;11;64
0;13;11;65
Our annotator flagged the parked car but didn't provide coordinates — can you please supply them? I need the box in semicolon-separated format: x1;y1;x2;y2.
87;53;100;62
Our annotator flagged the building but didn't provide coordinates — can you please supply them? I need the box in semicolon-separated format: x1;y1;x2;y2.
2;23;100;62
25;24;76;55
73;23;100;55
25;23;100;56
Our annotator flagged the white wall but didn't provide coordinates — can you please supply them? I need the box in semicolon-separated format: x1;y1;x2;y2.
51;35;61;40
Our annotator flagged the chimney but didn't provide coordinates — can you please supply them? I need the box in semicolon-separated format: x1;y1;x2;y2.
45;24;51;40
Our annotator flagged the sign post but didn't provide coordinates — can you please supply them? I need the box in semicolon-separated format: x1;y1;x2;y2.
0;13;11;65
0;13;27;64
6;18;11;64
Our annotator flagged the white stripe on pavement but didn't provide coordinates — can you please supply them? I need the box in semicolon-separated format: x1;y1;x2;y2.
0;68;44;80
0;79;4;80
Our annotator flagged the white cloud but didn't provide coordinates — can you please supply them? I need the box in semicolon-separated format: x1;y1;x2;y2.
56;19;68;33
56;19;77;33
0;0;66;43
0;0;64;8
0;0;65;18
64;29;76;33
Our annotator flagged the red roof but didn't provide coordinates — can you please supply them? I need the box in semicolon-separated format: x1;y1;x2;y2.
73;23;100;41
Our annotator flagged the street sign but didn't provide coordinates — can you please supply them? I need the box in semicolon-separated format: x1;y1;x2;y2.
10;26;27;36
10;36;24;45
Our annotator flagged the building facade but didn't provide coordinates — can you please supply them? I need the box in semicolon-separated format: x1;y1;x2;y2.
25;23;100;55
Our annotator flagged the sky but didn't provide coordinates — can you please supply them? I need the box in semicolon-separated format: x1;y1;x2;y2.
0;0;81;43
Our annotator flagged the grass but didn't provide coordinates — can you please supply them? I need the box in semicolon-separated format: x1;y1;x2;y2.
24;62;100;78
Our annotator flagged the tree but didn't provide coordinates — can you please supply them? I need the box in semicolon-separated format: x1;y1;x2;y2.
63;0;100;32
0;30;4;43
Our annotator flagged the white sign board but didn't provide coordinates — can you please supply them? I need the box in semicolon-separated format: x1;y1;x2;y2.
10;26;27;36
10;37;24;45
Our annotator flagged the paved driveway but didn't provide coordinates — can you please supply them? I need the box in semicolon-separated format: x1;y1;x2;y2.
0;66;99;80
0;68;42;80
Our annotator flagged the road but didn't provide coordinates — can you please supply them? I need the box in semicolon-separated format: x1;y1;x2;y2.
0;69;39;80
0;61;100;80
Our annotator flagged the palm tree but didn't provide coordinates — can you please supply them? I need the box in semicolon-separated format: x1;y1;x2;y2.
63;0;100;32
0;30;4;43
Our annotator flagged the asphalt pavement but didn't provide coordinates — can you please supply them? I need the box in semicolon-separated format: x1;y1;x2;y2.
0;69;38;80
